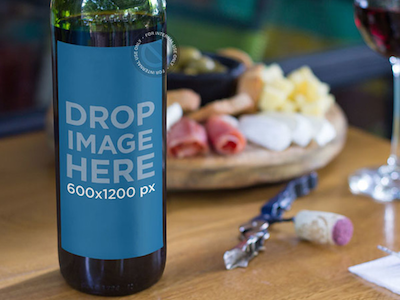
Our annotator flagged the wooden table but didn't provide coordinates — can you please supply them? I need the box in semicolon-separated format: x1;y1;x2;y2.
1;128;400;299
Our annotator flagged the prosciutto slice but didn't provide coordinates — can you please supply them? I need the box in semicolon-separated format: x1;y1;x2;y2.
167;117;209;158
206;115;246;155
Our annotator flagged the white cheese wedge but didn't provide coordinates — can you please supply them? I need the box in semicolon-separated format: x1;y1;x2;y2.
306;116;337;146
239;115;292;152
263;112;313;147
167;103;183;131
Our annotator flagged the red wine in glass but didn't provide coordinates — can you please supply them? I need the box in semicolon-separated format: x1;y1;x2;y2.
350;0;400;201
354;4;400;58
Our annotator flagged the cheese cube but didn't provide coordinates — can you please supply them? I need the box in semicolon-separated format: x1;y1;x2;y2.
293;94;307;109
278;101;297;113
259;78;294;112
270;78;295;95
262;64;285;83
259;85;288;111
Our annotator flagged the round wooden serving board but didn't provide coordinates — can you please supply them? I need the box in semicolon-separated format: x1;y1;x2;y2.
167;104;347;190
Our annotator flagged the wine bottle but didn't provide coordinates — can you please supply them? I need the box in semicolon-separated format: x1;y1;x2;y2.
50;0;166;296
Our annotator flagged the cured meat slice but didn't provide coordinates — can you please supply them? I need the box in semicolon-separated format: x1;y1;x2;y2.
167;117;209;158
206;115;246;155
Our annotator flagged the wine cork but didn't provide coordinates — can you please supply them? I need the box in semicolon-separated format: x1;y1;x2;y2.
294;210;353;246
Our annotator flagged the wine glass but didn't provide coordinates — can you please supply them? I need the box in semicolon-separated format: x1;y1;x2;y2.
349;0;400;201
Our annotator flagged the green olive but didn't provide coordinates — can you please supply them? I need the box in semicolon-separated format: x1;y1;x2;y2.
186;56;216;74
178;46;202;67
168;64;181;73
214;61;228;73
183;67;199;76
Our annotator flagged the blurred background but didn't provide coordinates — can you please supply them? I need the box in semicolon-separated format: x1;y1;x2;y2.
0;0;392;138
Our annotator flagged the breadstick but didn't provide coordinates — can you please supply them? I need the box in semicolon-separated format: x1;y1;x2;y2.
188;93;254;122
167;89;201;113
237;64;265;108
218;48;254;69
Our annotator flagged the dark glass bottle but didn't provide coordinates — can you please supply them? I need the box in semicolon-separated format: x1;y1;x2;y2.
50;0;166;296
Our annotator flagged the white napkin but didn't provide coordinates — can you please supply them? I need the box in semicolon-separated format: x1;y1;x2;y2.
349;255;400;295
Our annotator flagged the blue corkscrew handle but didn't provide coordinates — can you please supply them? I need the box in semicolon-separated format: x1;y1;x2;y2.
253;172;318;224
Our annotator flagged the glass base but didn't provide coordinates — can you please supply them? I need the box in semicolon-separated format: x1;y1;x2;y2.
349;165;400;202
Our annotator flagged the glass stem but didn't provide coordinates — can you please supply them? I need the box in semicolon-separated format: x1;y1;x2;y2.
389;57;400;167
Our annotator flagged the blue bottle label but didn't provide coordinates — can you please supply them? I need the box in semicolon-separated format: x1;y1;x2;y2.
57;41;163;260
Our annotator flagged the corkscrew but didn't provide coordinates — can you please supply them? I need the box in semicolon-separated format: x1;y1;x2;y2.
224;172;318;270
224;172;354;270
